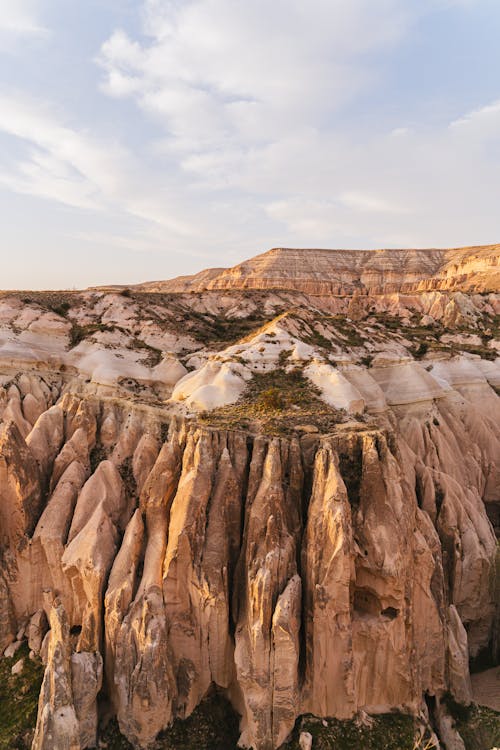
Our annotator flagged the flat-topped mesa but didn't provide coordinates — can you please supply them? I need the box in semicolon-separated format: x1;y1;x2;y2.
140;244;500;295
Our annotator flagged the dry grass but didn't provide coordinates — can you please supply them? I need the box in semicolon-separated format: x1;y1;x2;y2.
198;367;350;435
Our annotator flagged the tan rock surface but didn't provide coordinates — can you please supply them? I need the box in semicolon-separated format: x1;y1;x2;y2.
31;601;81;750
141;244;500;295
0;381;497;749
0;248;499;750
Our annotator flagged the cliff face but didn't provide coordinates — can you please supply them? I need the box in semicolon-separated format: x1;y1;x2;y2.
0;246;499;749
0;375;497;749
137;245;500;295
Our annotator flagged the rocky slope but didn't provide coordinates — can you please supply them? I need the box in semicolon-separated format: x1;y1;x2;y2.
0;245;499;750
136;245;500;295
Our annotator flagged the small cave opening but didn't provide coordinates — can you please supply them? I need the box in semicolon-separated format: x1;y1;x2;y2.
353;587;382;617
381;606;399;620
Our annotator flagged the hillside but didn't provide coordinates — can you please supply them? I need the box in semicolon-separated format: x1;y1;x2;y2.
135;244;500;295
0;245;499;750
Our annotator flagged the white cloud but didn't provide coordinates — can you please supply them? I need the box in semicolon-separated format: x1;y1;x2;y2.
90;0;500;254
0;92;203;239
1;0;500;288
98;0;415;151
0;93;132;210
0;0;47;36
449;99;500;144
339;191;406;214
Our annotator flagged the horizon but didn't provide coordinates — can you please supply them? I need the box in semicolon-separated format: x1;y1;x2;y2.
1;2;500;288
1;241;498;292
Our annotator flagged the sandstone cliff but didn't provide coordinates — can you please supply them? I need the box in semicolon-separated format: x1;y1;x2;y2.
136;245;500;295
0;374;498;749
0;245;499;749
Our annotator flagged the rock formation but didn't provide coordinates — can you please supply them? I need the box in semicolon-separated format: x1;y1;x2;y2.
136;244;500;295
0;244;499;749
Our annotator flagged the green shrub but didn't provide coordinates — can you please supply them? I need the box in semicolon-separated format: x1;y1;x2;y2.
259;387;284;411
414;342;429;359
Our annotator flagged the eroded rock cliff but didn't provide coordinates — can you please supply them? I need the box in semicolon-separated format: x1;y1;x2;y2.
0;246;499;749
0;372;497;749
137;245;500;295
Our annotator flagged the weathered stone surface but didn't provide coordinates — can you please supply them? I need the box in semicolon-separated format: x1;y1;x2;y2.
235;440;299;750
114;587;175;748
27;609;48;655
0;420;41;546
0;571;15;652
31;601;81;750
26;404;64;482
142;245;500;295
0;251;498;750
302;445;355;718
447;605;473;706
71;651;103;749
0;392;496;749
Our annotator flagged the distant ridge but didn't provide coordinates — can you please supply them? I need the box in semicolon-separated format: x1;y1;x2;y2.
133;244;500;295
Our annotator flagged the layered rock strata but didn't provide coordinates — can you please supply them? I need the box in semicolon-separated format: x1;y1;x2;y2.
137;245;500;295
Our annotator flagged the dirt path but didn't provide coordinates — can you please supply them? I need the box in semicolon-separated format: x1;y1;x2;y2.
471;666;500;712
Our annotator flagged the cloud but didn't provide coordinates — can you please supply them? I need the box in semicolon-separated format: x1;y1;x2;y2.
0;92;201;238
98;0;415;150
449;99;500;145
339;191;406;214
2;0;500;287
0;93;132;210
91;0;500;254
0;0;47;36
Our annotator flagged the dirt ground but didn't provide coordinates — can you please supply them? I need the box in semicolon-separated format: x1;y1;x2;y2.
472;666;500;712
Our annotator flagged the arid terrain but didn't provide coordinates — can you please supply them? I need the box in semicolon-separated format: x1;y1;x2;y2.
0;245;499;750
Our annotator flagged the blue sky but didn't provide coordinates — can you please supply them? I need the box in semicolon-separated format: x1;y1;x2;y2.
1;0;500;288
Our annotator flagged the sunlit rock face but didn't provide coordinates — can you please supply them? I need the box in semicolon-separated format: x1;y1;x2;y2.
138;244;500;295
0;383;498;749
0;245;499;749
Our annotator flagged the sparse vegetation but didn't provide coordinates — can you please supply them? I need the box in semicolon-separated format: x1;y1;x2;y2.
99;691;240;750
119;456;138;498
130;337;163;367
259;386;285;411
49;301;71;317
198;367;349;435
448;703;500;750
126;291;282;346
69;322;116;347
413;342;429;359
0;644;44;750
9;290;82;315
281;712;418;750
360;354;374;367
90;444;108;472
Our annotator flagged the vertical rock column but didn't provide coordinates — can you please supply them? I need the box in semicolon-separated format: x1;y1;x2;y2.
301;444;356;718
108;422;185;747
32;601;81;750
234;439;302;750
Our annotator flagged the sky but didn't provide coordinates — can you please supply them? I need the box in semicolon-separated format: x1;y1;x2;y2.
1;0;500;289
